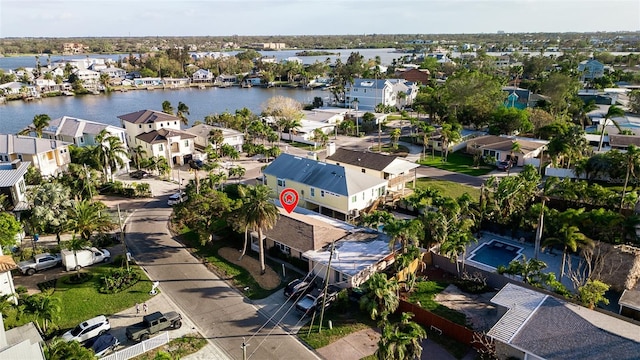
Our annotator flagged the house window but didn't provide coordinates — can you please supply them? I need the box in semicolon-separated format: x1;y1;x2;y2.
18;154;23;161
174;121;177;125
184;140;189;147
138;125;142;129
80;137;84;143
311;188;315;197
46;151;54;160
361;168;366;173
160;123;164;127
148;124;152;129
351;195;357;203
277;178;285;187
321;190;325;197
276;242;291;255
159;144;164;151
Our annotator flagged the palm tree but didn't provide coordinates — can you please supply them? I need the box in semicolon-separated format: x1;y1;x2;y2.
23;289;61;335
66;199;115;241
177;101;190;125
208;129;224;157
360;272;399;321
439;122;462;161
94;130;128;181
32;114;51;138
376;312;427;360
534;177;559;259
390;129;401;150
507;141;521;176
44;337;96;360
597;105;626;151
417;122;435;160
284;117;303;141
237;185;279;274
131;145;147;170
542;225;591;278
621;144;640;210
63;235;90;276
384;218;423;253
162;100;174;115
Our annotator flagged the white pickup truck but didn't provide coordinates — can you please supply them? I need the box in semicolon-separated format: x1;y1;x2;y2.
17;253;62;275
295;286;341;317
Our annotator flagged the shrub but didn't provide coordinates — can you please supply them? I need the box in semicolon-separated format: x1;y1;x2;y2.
455;272;491;294
100;268;140;294
64;272;93;284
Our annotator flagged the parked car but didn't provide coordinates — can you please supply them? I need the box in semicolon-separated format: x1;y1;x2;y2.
84;333;119;357
496;161;512;171
129;170;149;179
295;286;341;317
17;253;61;275
167;191;188;206
126;311;182;342
62;315;110;343
284;278;316;299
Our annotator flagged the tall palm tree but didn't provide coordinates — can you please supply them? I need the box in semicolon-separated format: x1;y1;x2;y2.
131;145;147;170
384;218;423;253
161;100;174;115
542;225;591;278
507;141;521;176
360;272;399;321
376;312;427;360
390;129;401;150
439;122;462;161
63;235;90;276
66;199;115;241
177;101;190;125
94;130;128;181
597;105;626;151
238;185;279;274
621;144;640;210
32;114;51;138
417;122;435;160
44;337;96;360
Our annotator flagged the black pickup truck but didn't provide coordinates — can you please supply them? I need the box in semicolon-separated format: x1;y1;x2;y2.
125;311;182;342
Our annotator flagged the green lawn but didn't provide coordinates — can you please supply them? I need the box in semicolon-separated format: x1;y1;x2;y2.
298;301;378;349
54;264;153;330
407;281;468;327
419;151;494;176
178;227;295;300
415;178;481;200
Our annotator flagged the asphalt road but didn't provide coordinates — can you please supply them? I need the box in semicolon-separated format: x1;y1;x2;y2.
125;196;320;360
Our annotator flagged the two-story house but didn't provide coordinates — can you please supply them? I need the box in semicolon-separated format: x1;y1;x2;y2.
118;110;195;166
344;78;418;111
0;160;29;212
0;134;71;177
325;148;418;193
578;59;605;80
186;124;244;152
192;69;214;83
262;153;387;221
99;67;126;79
41;116;129;175
72;68;100;90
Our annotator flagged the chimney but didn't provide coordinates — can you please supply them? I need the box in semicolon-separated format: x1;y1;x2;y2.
327;142;336;157
11;159;21;169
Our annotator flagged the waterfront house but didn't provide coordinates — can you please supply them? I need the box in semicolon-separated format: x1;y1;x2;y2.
118;110;195;165
578;59;605;80
72;68;100;90
192;69;214;83
262;153;387;221
40;116;129;175
0;82;38;98
133;77;162;87
488;283;640;360
0;160;30;212
325;147;418;193
99;67;126;79
0;134;71;177
344;78;418;111
186;124;244;152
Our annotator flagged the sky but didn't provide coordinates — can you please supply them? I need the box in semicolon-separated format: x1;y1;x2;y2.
0;0;639;38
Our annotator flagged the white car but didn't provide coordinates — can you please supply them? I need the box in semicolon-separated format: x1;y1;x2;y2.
167;191;187;206
62;315;110;343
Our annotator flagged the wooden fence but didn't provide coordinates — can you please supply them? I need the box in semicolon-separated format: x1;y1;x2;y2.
398;300;476;346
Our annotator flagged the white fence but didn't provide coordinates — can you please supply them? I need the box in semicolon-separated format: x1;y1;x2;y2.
102;332;170;360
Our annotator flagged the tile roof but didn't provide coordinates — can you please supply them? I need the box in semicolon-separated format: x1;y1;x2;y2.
263;153;387;196
136;129;196;144
0;134;70;155
0;255;17;272
117;110;182;124
0;161;30;187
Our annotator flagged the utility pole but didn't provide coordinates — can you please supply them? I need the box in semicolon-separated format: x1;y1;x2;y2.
241;337;248;360
318;241;335;333
117;204;130;271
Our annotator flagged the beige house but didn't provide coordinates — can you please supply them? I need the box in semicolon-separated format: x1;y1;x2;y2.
0;134;71;177
118;110;195;166
186;124;244;152
262;153;387;221
465;135;547;167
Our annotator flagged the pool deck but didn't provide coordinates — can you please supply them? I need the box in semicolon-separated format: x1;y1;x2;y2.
466;231;580;290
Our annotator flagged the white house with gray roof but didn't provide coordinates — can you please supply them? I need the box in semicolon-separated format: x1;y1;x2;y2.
488;283;640;360
345;78;418;111
262;153;387;221
0;160;29;211
0;134;70;177
185;124;244;151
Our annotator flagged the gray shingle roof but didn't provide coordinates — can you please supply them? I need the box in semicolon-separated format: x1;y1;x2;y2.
0;134;69;155
118;110;182;124
136;129;196;144
44;116;112;138
263;153;386;196
326;148;396;171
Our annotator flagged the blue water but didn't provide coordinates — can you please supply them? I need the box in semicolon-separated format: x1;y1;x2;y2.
468;241;521;269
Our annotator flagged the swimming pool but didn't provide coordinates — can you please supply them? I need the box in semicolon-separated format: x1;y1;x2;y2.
467;240;523;269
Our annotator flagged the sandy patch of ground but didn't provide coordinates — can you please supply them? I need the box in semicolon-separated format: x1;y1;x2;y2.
217;247;281;290
434;284;499;332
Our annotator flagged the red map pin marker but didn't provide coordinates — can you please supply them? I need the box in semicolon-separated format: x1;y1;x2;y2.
279;188;299;214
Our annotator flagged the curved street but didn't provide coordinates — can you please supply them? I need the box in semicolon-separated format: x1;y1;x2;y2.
125;191;320;360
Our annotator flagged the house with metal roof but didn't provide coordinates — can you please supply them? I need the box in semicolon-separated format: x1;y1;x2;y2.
488;283;640;360
344;78;418;111
465;135;547;167
0;316;45;360
0;160;30;212
186;124;244;152
325;147;418;192
0;134;70;177
262;153;387;221
40;115;128;148
118;110;195;166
